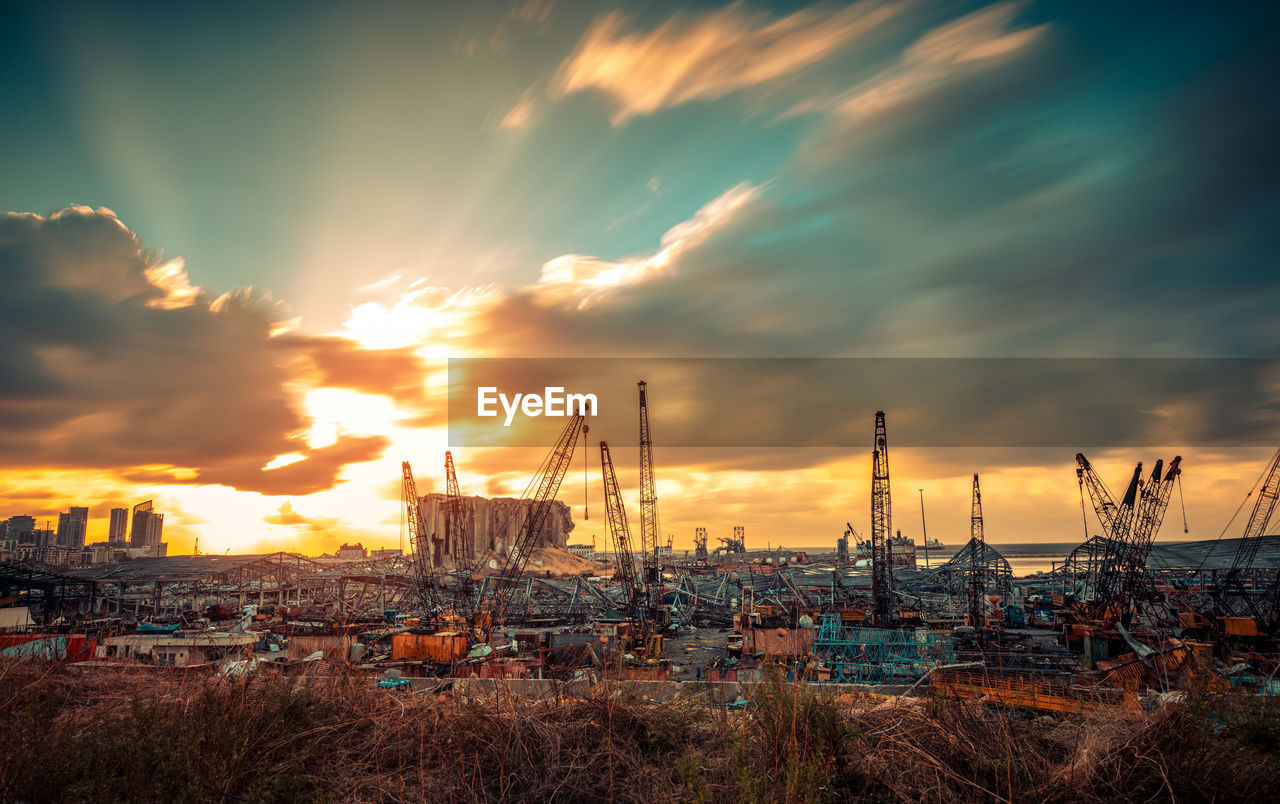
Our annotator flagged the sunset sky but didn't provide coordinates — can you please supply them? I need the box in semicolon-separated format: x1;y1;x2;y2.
2;1;1278;556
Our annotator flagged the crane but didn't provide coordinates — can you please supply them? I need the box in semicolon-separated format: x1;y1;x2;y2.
444;450;472;566
969;473;985;628
1118;456;1182;625
638;380;661;596
870;411;893;626
401;461;438;610
600;441;640;611
1075;454;1142;616
843;522;868;558
473;414;586;632
1076;454;1142;544
693;527;709;564
1221;447;1280;625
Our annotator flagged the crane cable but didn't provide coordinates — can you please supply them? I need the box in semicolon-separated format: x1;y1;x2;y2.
1177;473;1189;534
1078;475;1091;542
1191;456;1272;576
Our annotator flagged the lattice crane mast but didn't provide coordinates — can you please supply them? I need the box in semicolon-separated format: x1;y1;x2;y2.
475;414;586;628
1075;453;1142;617
969;473;985;628
444;450;472;566
870;411;893;626
1223;447;1280;622
600;441;641;615
1119;456;1181;624
638;380;661;593
401;461;438;610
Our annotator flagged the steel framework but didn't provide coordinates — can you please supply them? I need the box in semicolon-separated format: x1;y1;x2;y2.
870;411;893;625
815;613;953;683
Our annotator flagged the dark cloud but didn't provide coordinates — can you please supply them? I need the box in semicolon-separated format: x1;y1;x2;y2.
0;207;388;494
446;1;1280;366
445;358;1280;449
399;3;1280;470
281;335;429;407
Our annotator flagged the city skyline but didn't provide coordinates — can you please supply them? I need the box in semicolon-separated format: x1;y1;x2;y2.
2;1;1278;556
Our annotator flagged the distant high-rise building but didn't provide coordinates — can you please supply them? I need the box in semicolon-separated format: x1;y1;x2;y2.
34;527;55;549
5;516;36;545
130;500;164;548
56;506;89;549
108;508;129;543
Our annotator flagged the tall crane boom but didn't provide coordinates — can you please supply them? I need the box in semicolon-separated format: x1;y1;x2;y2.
402;461;436;609
600;441;640;611
1223;447;1280;619
480;414;586;623
1231;447;1280;578
1117;457;1181;623
969;473;985;627
1075;454;1142;613
600;442;638;588
638;381;661;588
444;450;471;565
1075;454;1139;540
870;411;893;625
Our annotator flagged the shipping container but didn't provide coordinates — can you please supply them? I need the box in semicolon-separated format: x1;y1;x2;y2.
391;631;469;663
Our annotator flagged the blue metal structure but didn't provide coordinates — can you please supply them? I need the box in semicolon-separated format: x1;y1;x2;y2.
814;613;954;683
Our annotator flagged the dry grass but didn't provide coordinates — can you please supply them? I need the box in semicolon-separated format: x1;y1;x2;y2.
1;659;1276;803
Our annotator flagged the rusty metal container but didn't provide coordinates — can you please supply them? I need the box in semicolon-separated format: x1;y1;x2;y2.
1220;617;1260;637
743;627;814;657
390;631;469;662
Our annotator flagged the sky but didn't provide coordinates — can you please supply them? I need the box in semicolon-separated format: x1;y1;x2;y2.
2;0;1278;556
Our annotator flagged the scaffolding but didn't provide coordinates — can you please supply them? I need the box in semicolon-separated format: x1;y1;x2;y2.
814;613;954;683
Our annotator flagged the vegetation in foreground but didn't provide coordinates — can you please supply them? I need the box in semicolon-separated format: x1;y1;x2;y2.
1;660;1277;803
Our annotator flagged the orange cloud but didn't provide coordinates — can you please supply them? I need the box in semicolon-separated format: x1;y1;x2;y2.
263;501;344;533
833;0;1048;124
554;0;906;124
534;181;765;307
0;207;390;497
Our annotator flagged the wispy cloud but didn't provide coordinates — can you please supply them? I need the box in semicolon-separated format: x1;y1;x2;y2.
835;0;1047;124
497;87;538;131
356;273;403;293
606;175;664;231
554;0;907;124
536;180;767;306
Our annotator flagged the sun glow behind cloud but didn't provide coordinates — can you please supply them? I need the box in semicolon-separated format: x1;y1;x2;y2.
3;0;1275;560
